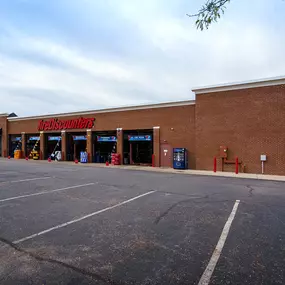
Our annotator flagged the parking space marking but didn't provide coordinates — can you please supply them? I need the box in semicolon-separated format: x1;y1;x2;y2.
0;177;51;185
0;183;95;203
13;190;156;244
198;199;240;285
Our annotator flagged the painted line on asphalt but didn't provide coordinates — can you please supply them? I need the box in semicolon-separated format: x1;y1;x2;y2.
0;183;95;203
198;199;240;285
0;177;51;185
54;169;78;172
0;172;18;175
13;190;156;244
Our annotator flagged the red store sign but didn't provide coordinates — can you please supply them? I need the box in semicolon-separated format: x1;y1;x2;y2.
38;117;95;131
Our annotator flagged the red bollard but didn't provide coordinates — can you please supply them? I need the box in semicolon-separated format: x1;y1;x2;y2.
48;157;51;162
8;156;11;159
213;157;217;173
25;157;29;161
152;154;155;167
75;159;79;164
106;161;109;166
235;157;239;174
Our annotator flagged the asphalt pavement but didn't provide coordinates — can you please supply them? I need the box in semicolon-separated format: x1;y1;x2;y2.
0;159;284;284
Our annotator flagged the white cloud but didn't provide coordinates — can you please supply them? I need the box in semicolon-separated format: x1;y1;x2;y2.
0;55;142;106
0;0;285;116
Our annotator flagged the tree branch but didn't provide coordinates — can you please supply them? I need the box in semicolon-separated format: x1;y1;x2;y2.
187;0;230;30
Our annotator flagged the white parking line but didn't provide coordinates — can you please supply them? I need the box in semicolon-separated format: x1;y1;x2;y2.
198;200;240;285
0;183;95;203
13;190;156;244
0;177;51;185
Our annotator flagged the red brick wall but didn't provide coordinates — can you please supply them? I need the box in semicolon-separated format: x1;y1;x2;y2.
5;84;285;175
7;105;196;168
0;116;8;157
195;85;285;175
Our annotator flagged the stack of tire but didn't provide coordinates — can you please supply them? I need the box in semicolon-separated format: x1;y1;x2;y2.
111;153;120;165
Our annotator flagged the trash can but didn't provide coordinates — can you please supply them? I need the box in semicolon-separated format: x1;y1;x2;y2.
14;150;22;159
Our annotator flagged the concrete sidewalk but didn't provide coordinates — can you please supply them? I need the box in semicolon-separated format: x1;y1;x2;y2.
104;164;285;182
2;158;285;182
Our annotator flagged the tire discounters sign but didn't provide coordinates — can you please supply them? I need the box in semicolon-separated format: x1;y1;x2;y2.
38;117;95;131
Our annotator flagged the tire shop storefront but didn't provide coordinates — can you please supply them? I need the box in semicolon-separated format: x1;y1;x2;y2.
123;131;153;166
2;76;285;174
38;117;95;162
5;101;196;168
93;131;117;163
66;133;87;161
1;77;285;175
8;135;21;157
45;135;62;160
26;135;40;159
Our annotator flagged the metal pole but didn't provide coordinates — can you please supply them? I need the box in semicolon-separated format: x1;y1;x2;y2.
130;143;133;164
235;157;239;174
152;154;155;167
214;157;217;173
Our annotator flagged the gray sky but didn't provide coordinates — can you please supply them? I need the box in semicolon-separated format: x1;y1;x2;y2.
1;0;285;116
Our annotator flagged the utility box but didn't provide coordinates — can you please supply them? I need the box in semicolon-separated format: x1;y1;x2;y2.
260;154;267;161
219;146;228;158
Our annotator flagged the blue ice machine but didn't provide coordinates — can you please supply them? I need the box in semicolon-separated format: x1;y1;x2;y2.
173;148;188;169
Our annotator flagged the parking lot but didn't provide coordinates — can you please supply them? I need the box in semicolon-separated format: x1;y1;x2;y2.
0;159;285;284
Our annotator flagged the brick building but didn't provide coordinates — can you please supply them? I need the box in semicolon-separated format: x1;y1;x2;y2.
1;76;285;175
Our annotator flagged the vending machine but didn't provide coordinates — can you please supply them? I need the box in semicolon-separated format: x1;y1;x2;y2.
173;148;188;169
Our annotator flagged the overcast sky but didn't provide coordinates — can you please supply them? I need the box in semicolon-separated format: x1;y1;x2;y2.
1;0;284;116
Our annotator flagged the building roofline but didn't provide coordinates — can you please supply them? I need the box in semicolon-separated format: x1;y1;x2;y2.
7;100;195;121
192;75;285;94
0;113;9;117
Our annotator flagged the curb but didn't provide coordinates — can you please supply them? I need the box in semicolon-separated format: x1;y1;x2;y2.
1;158;285;182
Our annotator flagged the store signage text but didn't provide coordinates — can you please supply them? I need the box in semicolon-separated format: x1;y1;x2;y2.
38;117;95;131
12;137;22;142
73;135;87;141
48;136;62;141
97;136;117;142
29;136;40;141
128;135;152;142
